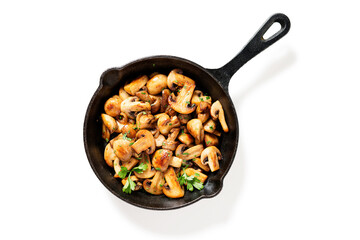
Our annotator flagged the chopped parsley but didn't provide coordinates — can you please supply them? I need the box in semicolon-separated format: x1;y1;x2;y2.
119;163;148;194
178;170;204;191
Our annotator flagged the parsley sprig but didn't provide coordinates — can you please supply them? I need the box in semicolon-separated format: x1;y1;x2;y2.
118;163;148;194
178;171;204;191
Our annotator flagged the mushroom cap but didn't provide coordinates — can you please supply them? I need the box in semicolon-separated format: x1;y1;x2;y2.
162;128;180;151
131;130;156;155
210;100;229;133
167;69;195;91
124;75;148;95
147;74;168;95
104;96;122;117
136;111;156;130
191;90;212;107
200;146;222;172
143;171;165;195
120;96;151;119
175;143;187;157
168;81;196;114
112;138;133;162
157;113;181;136
192;157;210;172
162;167;185;198
152;149;173;172
104;142;117;167
196;102;211;123
203;119;217;134
119;87;130;101
134;153;156;179
178;132;194;146
187;119;204;145
204;133;219;147
101;113;117;134
179;144;204;161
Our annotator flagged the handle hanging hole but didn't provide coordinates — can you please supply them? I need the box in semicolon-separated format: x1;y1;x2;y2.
263;21;282;41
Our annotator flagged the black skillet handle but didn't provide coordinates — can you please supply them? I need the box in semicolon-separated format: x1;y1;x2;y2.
207;13;291;92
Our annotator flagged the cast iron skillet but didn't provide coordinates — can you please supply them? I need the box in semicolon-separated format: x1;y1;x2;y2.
84;13;290;210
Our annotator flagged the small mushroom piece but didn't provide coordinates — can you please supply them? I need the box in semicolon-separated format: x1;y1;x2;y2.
180;144;204;161
168;81;196;114
191;90;212;107
121;157;139;171
112;137;134;162
120;123;137;138
147;74;168;95
135;90;151;103
101;113;118;134
187;119;204;145
131;130;156;155
163;167;185;198
178;114;191;124
210;100;229;133
196;102;211;123
156;113;181;135
136;112;156;129
150;126;160;138
121;175;142;191
175;143;187;157
178;132;194;146
150;95;161;114
162;128;180;151
204;133;219;147
104;142;118;167
169;156;183;168
167;69;195;91
124;75;149;95
201;146;222;172
134;153;156;179
143;171;165;195
192;157;210;172
104;95;122;117
184;168;208;183
160;89;171;113
154;134;166;147
212;130;222;137
152;149;173;172
203;119;217;134
121;96;151;119
119;87;131;101
102;123;110;141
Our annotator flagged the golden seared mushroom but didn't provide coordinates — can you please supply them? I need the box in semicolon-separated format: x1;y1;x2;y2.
160;89;171;113
203;119;217;134
102;123;110;141
146;74;168;95
163;167;185;198
150;95;161;114
104;95;122;117
167;69;195;91
211;100;229;133
180;144;204;161
164;105;177;117
134;153;156;179
124;75;149;95
196;102;211;123
168;81;196;114
169;156;183;168
156;113;181;135
121;157;139;171
121;175;142;191
135;90;151;103
121;96;151;119
143;171;165;195
136;111;156;129
191;90;212;107
178;131;194;146
192;157;210;172
187;119;204;145
201;146;222;172
154;134;166;148
152;149;173;172
175;143;187;157
112;137;134;162
184;168;208;183
104;142;118;167
150;126;160;138
204;133;219;147
101;113;118;134
131;130;156;155
119;87;130;101
120;123;137;138
178;114;191;125
162;128;180;151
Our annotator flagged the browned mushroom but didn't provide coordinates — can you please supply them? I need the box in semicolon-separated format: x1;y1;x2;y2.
143;171;165;195
119;87;130;101
204;133;219;147
134;153;156;179
187;119;204;145
101;113;118;134
136;111;156;129
131;130;155;155
167;69;195;91
124;75;148;95
146;74;168;95
154;134;166;148
120;96;151;119
168;81;196;114
178;131;194;146
150;95;161;114
112;137;134;162
184;168;208;183
162;167;185;198
104;142;118;167
175;143;187;157
196;102;211;123
156;113;181;135
201;146;222;172
104;95;122;117
152;149;172;172
191;90;212;107
210;100;229;133
160;89;171;113
169;156;183;168
179;144;204;161
162;128;180;151
203;119;217;134
192;157;210;172
178;114;191;124
102;123;110;141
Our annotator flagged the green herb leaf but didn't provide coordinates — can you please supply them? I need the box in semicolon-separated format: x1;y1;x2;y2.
122;176;136;194
118;166;129;179
132;162;148;173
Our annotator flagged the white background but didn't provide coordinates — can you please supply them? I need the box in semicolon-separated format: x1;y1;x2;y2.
1;0;359;239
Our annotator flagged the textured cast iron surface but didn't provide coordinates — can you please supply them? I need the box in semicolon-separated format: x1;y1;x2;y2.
83;13;290;210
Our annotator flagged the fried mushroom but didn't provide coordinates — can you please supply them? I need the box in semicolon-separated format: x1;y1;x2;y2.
163;167;185;198
210;100;229;133
201;146;222;172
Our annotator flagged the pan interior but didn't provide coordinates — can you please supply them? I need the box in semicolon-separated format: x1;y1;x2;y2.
84;56;238;210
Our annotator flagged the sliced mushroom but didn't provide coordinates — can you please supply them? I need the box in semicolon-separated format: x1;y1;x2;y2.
143;171;165;195
121;96;151;119
156;113;181;135
112;137;134;162
203;119;217;134
178;132;194;146
168;81;196;114
124;75;149;95
192;157;210;172
102;123;110;141
136;111;156;129
191;90;212;107
101;113;117;134
160;89;171;113
150;126;160;138
163;167;185;198
104;142;118;167
187;119;204;145
196;102;211;123
135;90;151;103
113;157;121;177
152;149;172;172
184;168;208;183
150;95;161;114
201;146;222;172
154;134;166;147
204;133;219;147
104;95;122;117
131;130;155;155
119;87;130;101
121;175;142;191
212;130;222;137
164;105;177;117
169;156;183;168
175;143;187;157
180;144;204;161
162;128;180;151
147;74;168;95
178;114;191;124
167;69;195;91
120;123;137;138
134;153;156;179
121;157;139;170
210;100;229;133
